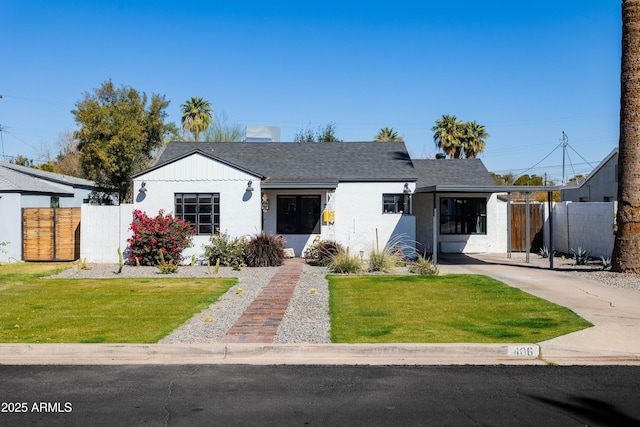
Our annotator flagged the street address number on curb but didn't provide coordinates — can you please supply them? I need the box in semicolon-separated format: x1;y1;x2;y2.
507;345;539;357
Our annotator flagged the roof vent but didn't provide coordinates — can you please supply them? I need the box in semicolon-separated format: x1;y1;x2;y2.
435;153;446;159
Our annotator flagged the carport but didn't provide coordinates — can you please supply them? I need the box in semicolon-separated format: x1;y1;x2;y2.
415;185;560;268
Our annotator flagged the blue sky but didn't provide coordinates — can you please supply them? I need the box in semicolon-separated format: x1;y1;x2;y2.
0;1;621;183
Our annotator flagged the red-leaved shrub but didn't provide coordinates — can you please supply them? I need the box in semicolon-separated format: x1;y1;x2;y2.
127;210;195;266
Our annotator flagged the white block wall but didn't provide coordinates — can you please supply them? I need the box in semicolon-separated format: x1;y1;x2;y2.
332;182;416;257
81;204;135;263
261;183;417;257
552;201;616;258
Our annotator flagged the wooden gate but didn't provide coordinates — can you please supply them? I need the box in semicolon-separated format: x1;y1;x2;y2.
22;208;81;261
510;204;544;252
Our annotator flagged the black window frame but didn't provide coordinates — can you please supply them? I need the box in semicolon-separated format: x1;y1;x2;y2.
276;195;321;235
383;194;412;214
440;197;487;235
174;193;220;235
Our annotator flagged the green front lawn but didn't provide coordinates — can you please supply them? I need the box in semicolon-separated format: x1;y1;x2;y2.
328;274;592;343
0;263;235;343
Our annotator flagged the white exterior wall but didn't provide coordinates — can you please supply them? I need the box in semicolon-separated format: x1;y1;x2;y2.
261;183;416;257
132;153;262;261
414;192;506;255
0;193;22;262
81;204;135;263
552;201;616;258
333;182;416;257
261;189;329;257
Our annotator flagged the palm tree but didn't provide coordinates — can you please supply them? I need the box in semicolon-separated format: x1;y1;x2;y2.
180;97;213;142
432;115;464;158
374;127;404;142
461;121;489;158
612;0;640;273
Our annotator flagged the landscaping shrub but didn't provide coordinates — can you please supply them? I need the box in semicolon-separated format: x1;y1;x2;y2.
408;255;439;275
570;246;591;265
127;210;195;266
305;239;345;266
328;249;364;274
367;248;400;273
203;232;247;270
244;231;285;267
156;249;179;274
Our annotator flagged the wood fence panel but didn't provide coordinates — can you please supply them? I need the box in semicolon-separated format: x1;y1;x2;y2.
54;208;81;261
510;204;544;252
22;208;81;261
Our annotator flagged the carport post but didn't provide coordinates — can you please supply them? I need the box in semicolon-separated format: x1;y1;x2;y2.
525;192;530;263
548;190;554;269
432;192;438;265
507;192;512;259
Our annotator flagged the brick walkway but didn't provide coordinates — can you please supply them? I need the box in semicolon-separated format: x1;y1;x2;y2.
221;258;304;343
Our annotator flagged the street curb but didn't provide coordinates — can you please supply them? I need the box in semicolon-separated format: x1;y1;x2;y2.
1;343;545;365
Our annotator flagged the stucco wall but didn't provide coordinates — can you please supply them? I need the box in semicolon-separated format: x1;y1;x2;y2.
81;204;135;263
413;192;506;254
332;182;416;257
261;182;417;257
0;193;22;262
552;201;616;258
562;154;617;202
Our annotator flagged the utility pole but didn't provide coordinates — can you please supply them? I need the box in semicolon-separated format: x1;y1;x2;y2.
561;131;568;184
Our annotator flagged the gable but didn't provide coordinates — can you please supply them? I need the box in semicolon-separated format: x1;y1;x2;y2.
134;152;263;181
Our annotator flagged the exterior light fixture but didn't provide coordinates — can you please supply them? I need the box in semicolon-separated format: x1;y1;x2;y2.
246;180;254;192
261;193;270;213
403;183;410;193
139;182;147;193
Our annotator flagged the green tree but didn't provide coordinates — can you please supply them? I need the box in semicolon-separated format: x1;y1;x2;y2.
461;121;489;158
514;174;544;186
294;122;343;142
491;172;515;186
432;115;489;158
613;0;640;273
180;97;213;142
374;127;404;142
432;115;464;158
72;80;177;203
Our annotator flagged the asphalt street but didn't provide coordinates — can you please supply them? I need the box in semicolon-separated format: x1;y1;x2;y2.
1;365;639;426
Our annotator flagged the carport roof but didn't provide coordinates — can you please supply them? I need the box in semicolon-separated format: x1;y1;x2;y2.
416;184;560;193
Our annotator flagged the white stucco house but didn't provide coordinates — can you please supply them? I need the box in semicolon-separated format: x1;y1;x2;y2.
131;142;418;259
129;141;515;263
0;162;95;263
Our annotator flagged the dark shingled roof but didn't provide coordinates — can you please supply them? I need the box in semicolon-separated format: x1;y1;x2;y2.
147;141;417;184
412;158;495;188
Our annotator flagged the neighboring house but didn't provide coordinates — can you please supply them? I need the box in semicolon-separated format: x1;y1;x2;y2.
0;162;95;262
562;148;618;202
132;142;418;258
412;158;507;255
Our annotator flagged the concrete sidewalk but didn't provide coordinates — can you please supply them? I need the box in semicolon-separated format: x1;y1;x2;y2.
1;254;639;366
